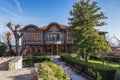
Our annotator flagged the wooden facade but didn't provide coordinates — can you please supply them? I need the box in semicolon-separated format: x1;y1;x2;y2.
19;22;107;55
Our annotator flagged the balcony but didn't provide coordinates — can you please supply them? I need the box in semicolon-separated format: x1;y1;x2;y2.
67;40;74;44
45;40;64;44
23;40;41;45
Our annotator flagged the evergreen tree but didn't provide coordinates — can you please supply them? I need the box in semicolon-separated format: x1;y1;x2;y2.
0;42;7;56
69;0;111;61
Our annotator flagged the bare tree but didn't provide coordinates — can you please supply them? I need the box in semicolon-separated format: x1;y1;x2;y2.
0;31;15;45
7;22;24;56
6;32;12;51
114;35;120;47
106;34;115;47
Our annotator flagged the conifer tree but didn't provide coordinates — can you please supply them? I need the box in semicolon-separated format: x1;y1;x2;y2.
69;0;111;61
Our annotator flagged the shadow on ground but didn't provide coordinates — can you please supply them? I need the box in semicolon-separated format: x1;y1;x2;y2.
9;73;34;80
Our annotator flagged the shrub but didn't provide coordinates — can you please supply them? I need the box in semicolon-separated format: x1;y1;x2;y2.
89;55;100;60
23;56;51;67
61;54;116;80
38;63;57;80
38;61;70;80
0;42;7;56
105;56;120;62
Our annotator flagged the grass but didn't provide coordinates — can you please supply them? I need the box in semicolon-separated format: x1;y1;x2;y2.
89;60;120;76
69;53;120;76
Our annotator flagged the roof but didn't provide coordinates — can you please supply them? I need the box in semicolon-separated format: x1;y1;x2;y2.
99;31;108;34
19;22;108;34
19;22;71;32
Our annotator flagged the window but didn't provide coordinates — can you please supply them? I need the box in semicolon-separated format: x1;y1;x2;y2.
37;47;41;53
57;33;60;40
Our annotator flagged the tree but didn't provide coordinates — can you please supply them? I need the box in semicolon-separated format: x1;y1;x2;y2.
106;34;115;47
6;32;12;52
7;22;25;56
0;42;7;57
114;35;120;47
69;0;111;61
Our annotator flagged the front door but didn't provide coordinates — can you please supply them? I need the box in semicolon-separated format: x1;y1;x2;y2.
53;45;59;55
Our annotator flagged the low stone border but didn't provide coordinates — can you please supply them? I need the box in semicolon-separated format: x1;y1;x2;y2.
0;57;14;64
8;56;22;70
34;63;41;80
63;61;95;80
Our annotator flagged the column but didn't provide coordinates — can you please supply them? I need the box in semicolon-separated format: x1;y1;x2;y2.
66;30;68;44
36;32;38;44
30;47;32;53
41;32;42;44
56;44;58;55
51;45;53;55
65;45;67;53
40;46;43;53
35;46;37;53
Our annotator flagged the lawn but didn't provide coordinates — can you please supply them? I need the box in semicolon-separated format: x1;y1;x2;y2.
62;53;120;76
89;60;120;76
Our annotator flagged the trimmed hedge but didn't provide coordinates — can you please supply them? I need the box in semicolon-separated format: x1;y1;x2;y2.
105;56;120;62
61;54;116;80
23;56;51;67
90;55;100;60
90;55;120;63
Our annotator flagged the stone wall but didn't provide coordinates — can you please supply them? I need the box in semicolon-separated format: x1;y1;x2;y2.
0;57;14;70
0;57;14;64
0;56;22;70
8;56;22;70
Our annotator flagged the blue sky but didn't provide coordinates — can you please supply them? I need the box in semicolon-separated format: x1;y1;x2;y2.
0;0;120;38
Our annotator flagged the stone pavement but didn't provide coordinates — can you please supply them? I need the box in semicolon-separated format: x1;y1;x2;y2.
51;56;87;80
0;68;35;80
0;62;9;70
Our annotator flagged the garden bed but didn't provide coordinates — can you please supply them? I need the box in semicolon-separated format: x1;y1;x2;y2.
23;56;51;67
61;54;116;80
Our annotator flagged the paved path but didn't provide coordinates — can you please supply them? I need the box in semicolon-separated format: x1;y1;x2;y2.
0;62;8;70
50;56;87;80
0;68;35;80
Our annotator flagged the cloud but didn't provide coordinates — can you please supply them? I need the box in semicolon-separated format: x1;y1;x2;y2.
0;6;22;18
14;0;23;15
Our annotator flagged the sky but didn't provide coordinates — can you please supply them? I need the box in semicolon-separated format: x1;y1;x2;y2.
0;0;120;39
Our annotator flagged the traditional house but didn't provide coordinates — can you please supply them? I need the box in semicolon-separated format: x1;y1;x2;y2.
19;22;107;55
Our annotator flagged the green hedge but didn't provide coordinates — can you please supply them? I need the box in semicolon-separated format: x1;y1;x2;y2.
105;56;120;62
89;55;100;60
90;55;120;63
38;61;70;80
23;56;51;67
61;54;116;80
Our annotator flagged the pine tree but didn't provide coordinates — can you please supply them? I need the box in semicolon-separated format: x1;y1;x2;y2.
69;0;111;62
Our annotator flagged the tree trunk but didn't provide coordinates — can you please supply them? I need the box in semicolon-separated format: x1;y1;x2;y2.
81;53;84;58
7;40;12;51
85;55;88;62
15;39;19;56
20;45;26;56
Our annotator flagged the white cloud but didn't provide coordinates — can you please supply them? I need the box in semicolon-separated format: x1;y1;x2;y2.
0;6;22;18
14;0;23;15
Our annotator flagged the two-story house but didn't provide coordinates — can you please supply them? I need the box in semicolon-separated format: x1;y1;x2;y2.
19;22;107;55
